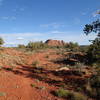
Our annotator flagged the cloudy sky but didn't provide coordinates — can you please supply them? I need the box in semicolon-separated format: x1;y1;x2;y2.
0;0;99;46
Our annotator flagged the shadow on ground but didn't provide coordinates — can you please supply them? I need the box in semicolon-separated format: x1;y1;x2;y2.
3;65;87;89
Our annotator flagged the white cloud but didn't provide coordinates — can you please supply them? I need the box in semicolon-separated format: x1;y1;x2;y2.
40;23;65;28
0;32;43;37
0;31;97;47
16;37;24;40
50;30;66;34
12;7;25;12
0;16;16;20
0;32;44;46
48;31;97;45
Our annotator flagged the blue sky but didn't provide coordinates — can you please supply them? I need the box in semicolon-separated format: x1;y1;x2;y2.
0;0;99;46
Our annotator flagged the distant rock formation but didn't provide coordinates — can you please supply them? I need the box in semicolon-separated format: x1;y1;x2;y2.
45;39;66;46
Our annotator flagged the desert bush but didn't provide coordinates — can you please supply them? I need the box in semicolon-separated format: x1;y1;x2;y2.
71;92;87;100
86;38;100;65
45;55;49;58
18;44;26;48
0;53;26;67
84;68;100;99
76;87;83;92
0;92;6;96
31;84;36;87
0;37;4;46
37;86;46;90
75;62;85;68
86;86;99;99
54;88;86;100
26;41;49;51
65;42;79;52
0;66;3;70
84;19;100;65
6;67;13;71
90;69;100;88
31;83;45;90
92;63;100;68
89;71;100;99
54;88;69;98
79;45;89;53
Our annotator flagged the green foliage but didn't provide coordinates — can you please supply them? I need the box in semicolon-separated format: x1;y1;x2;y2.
90;70;100;88
0;92;6;96
18;44;26;48
84;19;100;36
45;55;49;58
71;92;87;100
30;83;46;90
54;88;86;100
6;67;13;71
79;45;89;53
0;37;4;46
31;84;36;87
54;88;69;98
65;42;79;52
0;66;3;70
84;19;100;64
37;86;46;90
87;38;100;64
86;68;100;99
26;41;48;51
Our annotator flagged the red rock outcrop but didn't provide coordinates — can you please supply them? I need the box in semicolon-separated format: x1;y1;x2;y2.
45;39;66;46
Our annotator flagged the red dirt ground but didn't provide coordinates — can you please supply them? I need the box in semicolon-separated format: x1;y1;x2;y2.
0;48;91;100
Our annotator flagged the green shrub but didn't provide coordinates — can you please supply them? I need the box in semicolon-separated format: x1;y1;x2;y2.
18;44;26;48
0;92;6;96
6;67;13;71
65;42;79;52
54;88;69;98
31;84;36;87
26;41;48;51
0;66;3;70
85;68;100;99
72;92;87;100
0;37;4;46
37;86;46;90
55;89;87;100
76;87;82;92
86;39;100;64
83;19;100;65
88;70;100;99
89;68;100;88
79;45;89;53
45;55;49;58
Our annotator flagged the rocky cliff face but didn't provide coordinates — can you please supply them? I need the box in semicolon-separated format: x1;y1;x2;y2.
45;39;66;46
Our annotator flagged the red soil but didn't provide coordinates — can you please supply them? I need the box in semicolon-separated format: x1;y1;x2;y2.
0;48;90;100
